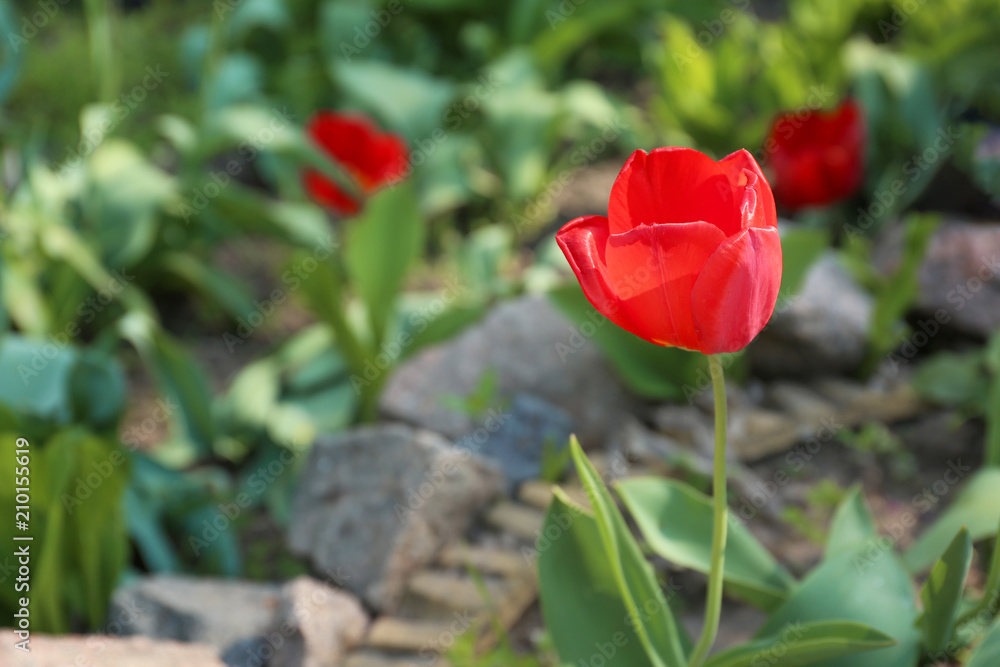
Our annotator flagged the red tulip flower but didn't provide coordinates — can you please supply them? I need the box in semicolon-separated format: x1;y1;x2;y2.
556;147;782;354
303;112;409;216
765;99;865;210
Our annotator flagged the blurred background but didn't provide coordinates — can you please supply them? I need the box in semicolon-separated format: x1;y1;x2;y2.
1;0;1000;665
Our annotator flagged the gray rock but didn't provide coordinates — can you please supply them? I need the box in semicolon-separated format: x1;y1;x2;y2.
0;632;226;666
287;424;503;611
268;577;368;667
108;576;279;653
378;295;638;448
749;253;872;377
457;393;572;494
875;220;1000;338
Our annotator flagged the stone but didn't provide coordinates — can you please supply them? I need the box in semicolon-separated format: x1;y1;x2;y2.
875;219;1000;338
268;577;369;667
108;575;279;653
749;253;873;377
456;393;572;494
0;632;225;666
287;424;503;611
378;295;638;448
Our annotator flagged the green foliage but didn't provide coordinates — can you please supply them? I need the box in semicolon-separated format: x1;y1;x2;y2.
617;477;795;611
905;468;1000;573
863;213;940;371
703;621;895;667
918;528;972;653
0;427;127;633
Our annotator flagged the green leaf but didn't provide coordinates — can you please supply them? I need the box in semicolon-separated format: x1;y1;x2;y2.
569;438;688;667
68;348;126;429
911;351;988;407
778;228;830;300
826;486;877;561
704;621;896;667
755;548;920;667
332;59;455;141
905;467;1000;573
548;284;712;400
344;183;426;342
967;618;1000;667
538;490;659;667
617;476;795;611
0;334;78;424
84;140;175;267
918;527;972;652
119;314;216;457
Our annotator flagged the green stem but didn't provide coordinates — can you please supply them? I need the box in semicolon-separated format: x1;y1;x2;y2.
84;0;118;102
688;355;729;667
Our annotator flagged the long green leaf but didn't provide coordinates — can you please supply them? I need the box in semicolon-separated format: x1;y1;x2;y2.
617;476;795;611
570;438;687;667
704;621;895;667
826;486;877;561
344;183;426;345
967;618;1000;667
538;490;657;667
918;527;972;652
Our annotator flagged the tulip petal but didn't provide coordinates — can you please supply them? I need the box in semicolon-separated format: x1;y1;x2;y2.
691;227;782;354
604;221;727;350
307;112;408;191
608;148;740;236
555;215;650;342
719;149;777;231
302;169;361;216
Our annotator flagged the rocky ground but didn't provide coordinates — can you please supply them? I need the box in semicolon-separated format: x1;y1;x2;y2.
6;217;998;666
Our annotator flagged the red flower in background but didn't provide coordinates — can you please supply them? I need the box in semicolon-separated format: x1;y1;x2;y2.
765;99;865;210
303;112;408;216
556;147;782;354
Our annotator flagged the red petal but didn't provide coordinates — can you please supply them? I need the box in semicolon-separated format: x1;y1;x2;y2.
302;169;361;216
608;147;740;237
555;216;649;341
691;227;782;353
604;221;727;350
307;112;408;191
718;149;777;231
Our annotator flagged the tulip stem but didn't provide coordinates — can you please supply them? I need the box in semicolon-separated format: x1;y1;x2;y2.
688;355;729;667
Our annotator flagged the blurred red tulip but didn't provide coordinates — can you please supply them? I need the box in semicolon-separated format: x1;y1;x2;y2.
303;112;408;216
556;147;782;354
765;99;865;210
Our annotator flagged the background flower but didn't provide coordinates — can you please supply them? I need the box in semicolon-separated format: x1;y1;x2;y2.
303;112;408;216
